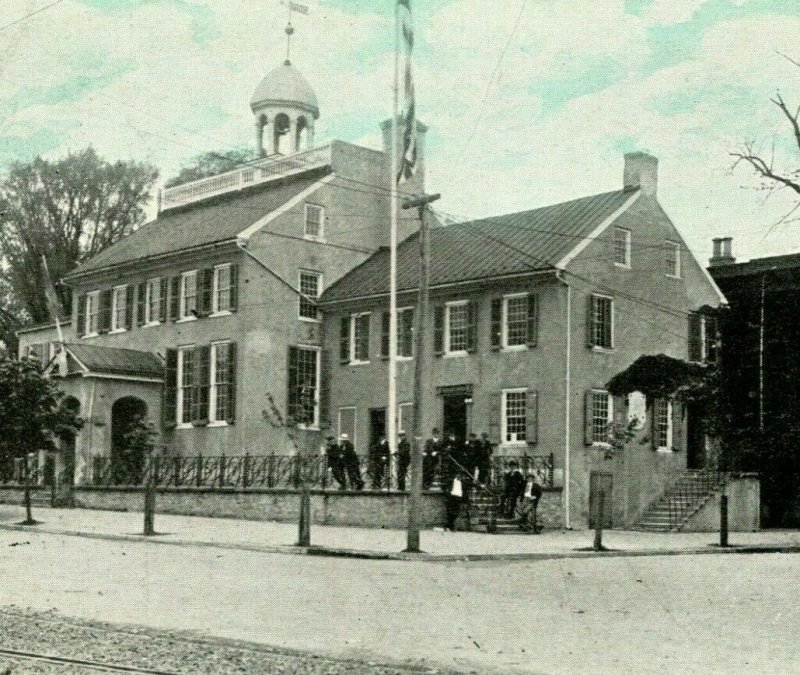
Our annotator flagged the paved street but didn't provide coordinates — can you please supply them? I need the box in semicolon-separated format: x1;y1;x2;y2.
1;522;799;673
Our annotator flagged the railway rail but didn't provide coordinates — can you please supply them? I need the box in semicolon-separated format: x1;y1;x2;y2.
0;647;179;673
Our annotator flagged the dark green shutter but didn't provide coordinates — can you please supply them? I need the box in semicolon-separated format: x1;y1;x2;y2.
125;285;134;329
288;346;299;424
340;316;350;364
688;313;702;361
170;276;180;321
650;397;660;450
227;342;237;424
159;278;168;323
76;293;86;337
193;345;210;426
526;293;539;347
199;269;214;316
99;289;112;334
526;390;538;445
489;392;501;443
584;391;594;445
705;315;719;363
671;400;684;451
466;300;478;352
137;283;146;326
433;305;445;356
490;298;502;350
319;349;331;428
380;311;390;360
163;348;178;429
229;264;239;312
587;295;596;347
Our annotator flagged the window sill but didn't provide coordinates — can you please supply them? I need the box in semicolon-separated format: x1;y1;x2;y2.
502;344;527;353
591;442;612;448
590;346;615;353
82;332;99;339
297;423;320;431
614;262;631;269
303;235;325;243
209;310;232;318
176;423;193;430
176;316;197;323
444;350;468;358
348;360;370;366
109;328;126;335
665;274;681;280
396;355;413;362
144;321;161;328
656;446;673;454
207;421;229;428
501;441;527;449
298;316;321;323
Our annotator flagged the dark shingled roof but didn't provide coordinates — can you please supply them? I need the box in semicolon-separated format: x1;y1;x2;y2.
321;188;637;303
710;251;800;279
68;170;329;277
66;344;163;378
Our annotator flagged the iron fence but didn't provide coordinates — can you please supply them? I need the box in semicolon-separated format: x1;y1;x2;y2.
668;469;728;530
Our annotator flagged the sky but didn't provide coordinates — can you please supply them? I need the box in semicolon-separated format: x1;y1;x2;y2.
1;0;800;264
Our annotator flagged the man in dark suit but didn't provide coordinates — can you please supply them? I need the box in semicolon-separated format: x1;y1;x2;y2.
325;435;346;490
396;431;411;491
338;433;363;490
501;460;526;519
423;427;443;489
369;434;390;489
477;432;494;486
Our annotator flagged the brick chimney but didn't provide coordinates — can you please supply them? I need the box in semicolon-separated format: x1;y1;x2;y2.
709;237;735;267
623;152;658;197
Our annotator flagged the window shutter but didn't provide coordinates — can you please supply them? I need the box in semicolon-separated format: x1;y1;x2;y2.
613;395;626;427
159;278;168;323
339;316;350;364
136;283;147;326
526;390;538;445
361;314;370;361
584;391;594;445
489;392;502;443
226;342;237;424
76;293;87;337
650;397;660;450
99;289;113;334
199;269;214;316
688;313;702;361
526;293;539;347
466;300;478;352
490;298;502;351
125;285;134;329
288;346;299;424
705;315;718;363
163;348;178;429
192;345;210;426
434;305;445;356
229;264;239;312
170;276;180;321
319;349;331;428
587;295;596;347
380;311;390;360
671;400;684;451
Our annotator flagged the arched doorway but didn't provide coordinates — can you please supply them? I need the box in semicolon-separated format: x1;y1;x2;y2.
111;397;148;484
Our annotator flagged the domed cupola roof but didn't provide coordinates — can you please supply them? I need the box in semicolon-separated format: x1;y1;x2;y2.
250;61;319;119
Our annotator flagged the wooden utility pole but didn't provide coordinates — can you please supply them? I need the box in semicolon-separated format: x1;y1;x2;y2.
403;193;440;553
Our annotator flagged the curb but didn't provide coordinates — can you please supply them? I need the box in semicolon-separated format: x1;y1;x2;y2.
2;521;800;563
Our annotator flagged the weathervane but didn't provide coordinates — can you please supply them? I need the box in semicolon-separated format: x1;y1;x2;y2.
281;1;309;65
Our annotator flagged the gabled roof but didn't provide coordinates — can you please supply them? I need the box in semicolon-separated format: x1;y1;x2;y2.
321;188;639;303
67;169;330;278
57;344;163;379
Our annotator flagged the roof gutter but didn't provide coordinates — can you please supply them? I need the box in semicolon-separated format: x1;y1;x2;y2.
319;268;558;307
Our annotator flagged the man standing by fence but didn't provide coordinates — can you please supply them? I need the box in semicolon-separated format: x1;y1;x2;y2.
338;433;363;491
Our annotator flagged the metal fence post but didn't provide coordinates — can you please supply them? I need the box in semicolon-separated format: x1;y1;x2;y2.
196;454;203;487
219;454;226;488
243;453;250;489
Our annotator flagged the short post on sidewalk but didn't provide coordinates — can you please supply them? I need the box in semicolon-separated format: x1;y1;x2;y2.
593;490;605;551
143;454;158;536
720;493;729;548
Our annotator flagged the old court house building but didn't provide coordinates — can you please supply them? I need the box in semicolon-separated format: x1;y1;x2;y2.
18;55;725;527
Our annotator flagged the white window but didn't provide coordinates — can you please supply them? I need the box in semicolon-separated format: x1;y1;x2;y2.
590;294;614;349
590;390;612;444
503;294;528;348
298;271;322;321
304;204;324;239
627;391;646;430
85;290;100;336
291;346;321;428
502;389;527;444
111;285;127;332
176;346;195;426
655;399;673;451
145;278;161;325
665;241;681;278
397;307;414;358
350;312;370;363
445;300;468;355
210;342;231;424
180;271;197;319
213;264;232;314
398;402;413;434
614;227;631;267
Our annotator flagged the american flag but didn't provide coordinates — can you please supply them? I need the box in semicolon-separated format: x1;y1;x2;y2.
397;0;416;183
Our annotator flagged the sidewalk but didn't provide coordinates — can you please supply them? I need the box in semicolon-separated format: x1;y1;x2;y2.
2;503;799;560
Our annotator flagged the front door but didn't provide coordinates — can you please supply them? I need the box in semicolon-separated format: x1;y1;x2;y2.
686;402;707;469
442;395;468;444
368;408;386;450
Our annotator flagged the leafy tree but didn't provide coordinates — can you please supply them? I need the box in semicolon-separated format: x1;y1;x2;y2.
114;416;157;485
164;148;257;188
0;147;158;326
0;354;83;477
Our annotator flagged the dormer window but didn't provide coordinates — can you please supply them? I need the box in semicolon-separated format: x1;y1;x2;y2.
304;204;324;239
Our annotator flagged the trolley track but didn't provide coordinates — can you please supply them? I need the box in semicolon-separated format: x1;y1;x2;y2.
0;646;179;673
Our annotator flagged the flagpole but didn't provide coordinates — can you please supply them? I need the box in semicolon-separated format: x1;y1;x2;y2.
387;0;400;487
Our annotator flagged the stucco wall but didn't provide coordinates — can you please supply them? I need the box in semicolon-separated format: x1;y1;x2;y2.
684;475;760;532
